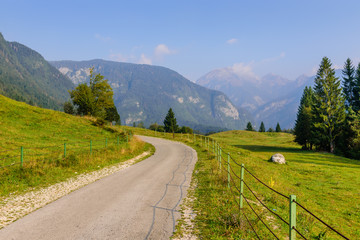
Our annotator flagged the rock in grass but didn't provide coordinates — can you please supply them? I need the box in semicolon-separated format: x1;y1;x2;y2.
271;153;286;164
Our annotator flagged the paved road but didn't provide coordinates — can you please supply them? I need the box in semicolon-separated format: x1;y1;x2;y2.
0;136;197;240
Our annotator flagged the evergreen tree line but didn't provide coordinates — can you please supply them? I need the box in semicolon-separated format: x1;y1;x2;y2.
246;121;288;133
294;57;360;159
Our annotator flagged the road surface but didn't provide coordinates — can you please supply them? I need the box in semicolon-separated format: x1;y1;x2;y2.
0;136;197;240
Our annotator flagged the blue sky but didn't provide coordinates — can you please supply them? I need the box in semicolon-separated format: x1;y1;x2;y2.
1;0;360;81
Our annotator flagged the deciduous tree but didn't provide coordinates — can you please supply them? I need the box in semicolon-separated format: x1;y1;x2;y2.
69;67;116;119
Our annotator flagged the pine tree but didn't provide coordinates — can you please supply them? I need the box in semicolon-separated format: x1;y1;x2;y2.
259;122;265;132
353;63;360;113
342;58;356;109
164;108;178;138
275;123;281;132
294;86;315;149
312;57;346;153
246;122;254;131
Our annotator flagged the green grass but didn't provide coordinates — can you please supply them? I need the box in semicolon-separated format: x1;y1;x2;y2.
209;130;360;239
128;128;360;239
0;95;153;198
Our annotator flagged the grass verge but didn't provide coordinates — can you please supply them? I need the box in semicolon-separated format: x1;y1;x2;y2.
0;95;154;199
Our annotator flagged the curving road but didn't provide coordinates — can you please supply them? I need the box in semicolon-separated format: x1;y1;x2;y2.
0;136;197;240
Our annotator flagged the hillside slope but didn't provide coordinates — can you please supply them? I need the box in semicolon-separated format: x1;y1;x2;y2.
51;59;251;132
0;33;74;110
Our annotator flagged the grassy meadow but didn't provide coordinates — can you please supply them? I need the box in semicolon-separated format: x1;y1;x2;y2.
207;130;360;239
0;95;153;198
127;127;359;239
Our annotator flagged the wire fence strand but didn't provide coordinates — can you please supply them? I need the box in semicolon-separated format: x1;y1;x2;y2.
243;195;281;240
293;200;350;240
243;180;289;226
206;136;351;240
243;166;289;200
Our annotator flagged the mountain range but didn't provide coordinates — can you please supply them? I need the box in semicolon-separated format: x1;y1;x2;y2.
0;33;74;110
197;68;317;129
50;60;250;132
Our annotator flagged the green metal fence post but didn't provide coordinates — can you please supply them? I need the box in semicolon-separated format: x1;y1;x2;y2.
289;195;297;240
105;138;108;148
127;134;128;143
219;147;222;170
20;146;23;168
117;136;119;146
64;143;66;158
90;140;92;156
227;153;230;189
240;164;244;209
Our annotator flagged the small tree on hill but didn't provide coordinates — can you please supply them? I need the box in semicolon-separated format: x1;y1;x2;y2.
246;122;254;131
105;105;121;125
63;100;75;115
275;122;281;132
259;121;265;132
268;127;274;132
69;67;115;119
164;108;178;138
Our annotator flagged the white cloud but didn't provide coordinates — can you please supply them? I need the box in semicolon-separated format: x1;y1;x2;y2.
95;34;112;42
154;44;175;58
230;62;259;80
139;54;152;65
226;38;238;44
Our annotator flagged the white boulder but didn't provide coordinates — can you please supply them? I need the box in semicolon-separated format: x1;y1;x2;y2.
271;153;286;164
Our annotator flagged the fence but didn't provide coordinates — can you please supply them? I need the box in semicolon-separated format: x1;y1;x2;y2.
0;133;131;170
192;134;350;240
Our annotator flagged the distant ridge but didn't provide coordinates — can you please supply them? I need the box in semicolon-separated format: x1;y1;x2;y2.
51;59;251;132
0;33;74;110
197;67;316;129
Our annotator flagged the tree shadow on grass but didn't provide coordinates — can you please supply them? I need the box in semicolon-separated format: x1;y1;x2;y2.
234;144;302;153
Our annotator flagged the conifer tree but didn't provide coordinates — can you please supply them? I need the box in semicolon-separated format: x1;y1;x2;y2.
294;86;315;149
275;123;281;132
342;58;356;109
312;57;346;153
246;122;254;131
164;108;178;138
353;63;360;113
259;122;265;132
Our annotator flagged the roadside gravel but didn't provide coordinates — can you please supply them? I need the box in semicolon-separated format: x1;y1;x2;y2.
0;151;150;229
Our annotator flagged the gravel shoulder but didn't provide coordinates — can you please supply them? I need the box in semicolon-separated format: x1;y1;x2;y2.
0;136;197;240
0;151;150;229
